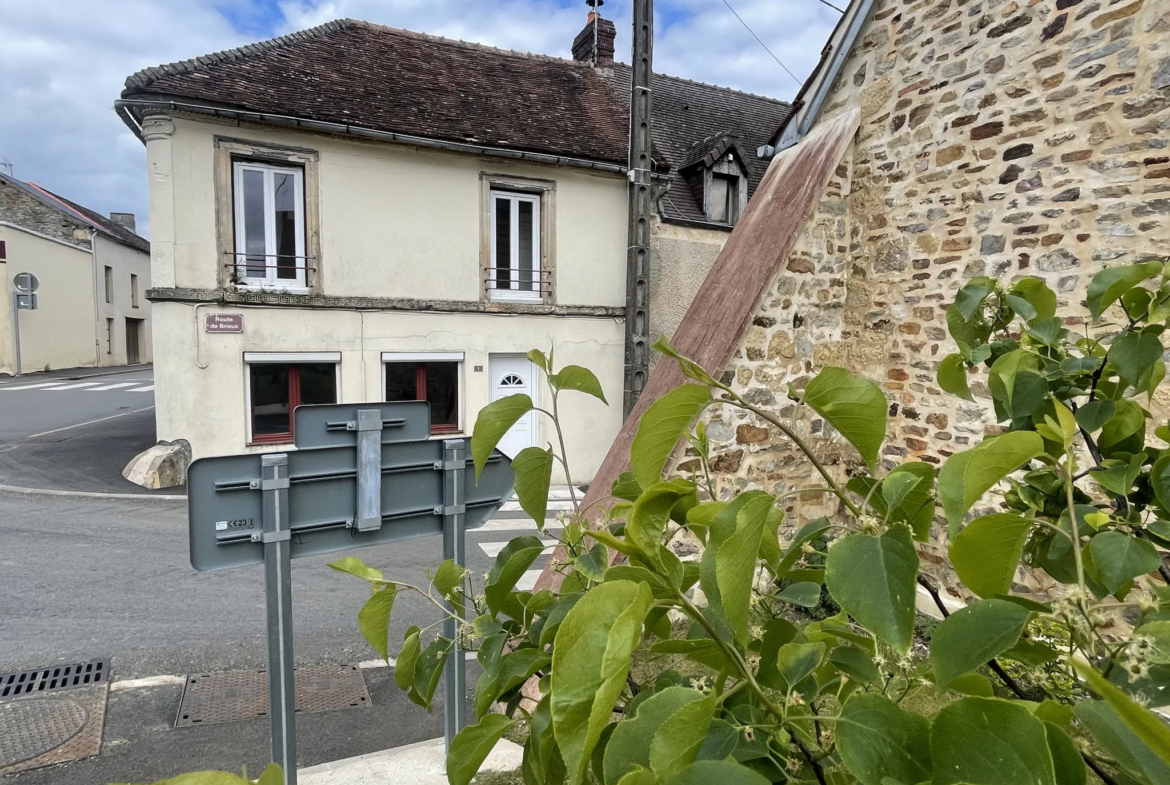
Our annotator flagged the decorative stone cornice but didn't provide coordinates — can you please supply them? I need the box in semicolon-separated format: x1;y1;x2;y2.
146;287;625;319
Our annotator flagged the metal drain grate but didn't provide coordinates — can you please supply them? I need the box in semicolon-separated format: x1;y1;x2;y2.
0;660;109;700
175;664;370;727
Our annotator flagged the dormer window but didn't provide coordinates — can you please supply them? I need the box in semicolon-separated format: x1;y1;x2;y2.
679;133;750;227
709;172;739;224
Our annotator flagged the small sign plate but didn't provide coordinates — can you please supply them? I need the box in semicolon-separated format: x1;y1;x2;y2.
13;271;39;293
205;313;244;334
15;293;37;310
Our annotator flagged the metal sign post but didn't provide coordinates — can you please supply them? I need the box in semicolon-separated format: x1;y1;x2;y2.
11;271;39;377
187;402;514;784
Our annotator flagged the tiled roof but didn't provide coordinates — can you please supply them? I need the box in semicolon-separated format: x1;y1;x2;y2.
27;184;150;253
122;18;791;228
604;66;792;225
123;20;631;167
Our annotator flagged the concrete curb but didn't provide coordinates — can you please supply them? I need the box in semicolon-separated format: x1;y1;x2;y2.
298;736;523;784
0;483;186;501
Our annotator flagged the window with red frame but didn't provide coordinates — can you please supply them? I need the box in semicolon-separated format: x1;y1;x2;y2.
385;361;460;434
249;362;337;443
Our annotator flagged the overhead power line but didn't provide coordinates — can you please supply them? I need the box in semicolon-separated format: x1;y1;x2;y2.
719;0;802;87
817;0;846;13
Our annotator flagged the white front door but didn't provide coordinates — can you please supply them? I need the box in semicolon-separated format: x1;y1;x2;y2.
490;355;538;458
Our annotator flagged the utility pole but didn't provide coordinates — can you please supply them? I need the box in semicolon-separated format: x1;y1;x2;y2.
623;0;653;418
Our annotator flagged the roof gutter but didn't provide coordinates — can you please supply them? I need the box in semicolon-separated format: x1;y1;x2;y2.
758;0;876;159
114;98;629;175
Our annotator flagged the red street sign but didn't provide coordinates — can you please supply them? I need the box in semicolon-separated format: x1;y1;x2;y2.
205;313;244;334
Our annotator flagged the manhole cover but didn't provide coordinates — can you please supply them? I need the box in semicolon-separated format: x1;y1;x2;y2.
0;684;108;775
176;665;370;727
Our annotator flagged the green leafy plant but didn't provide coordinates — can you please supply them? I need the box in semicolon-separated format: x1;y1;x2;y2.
330;268;1170;785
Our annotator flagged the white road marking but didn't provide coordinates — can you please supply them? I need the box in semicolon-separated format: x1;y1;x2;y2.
46;382;104;390
23;406;155;439
515;570;542;591
128;385;155;392
358;658;394;669
0;382;68;390
89;381;141;391
478;540;557;558
474;519;563;532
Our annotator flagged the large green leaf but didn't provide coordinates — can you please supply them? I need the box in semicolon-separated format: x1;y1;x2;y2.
836;694;932;785
1109;332;1165;390
1087;261;1163;319
631;385;712;489
471;393;534;479
604;690;705;785
776;642;825;691
550;365;609;404
447;714;517;785
714;492;774;645
955;276;997;321
1088;531;1163;595
627;480;695;561
1074;400;1115;434
1075;699;1170;784
1098;399;1147;458
413;636;452;710
432;559;466;617
799;367;887;470
939;432;1044;535
1074;657;1170;772
526;694;567;785
664;760;771;785
474;648;551;718
1151;456;1170;513
829;645;880;684
825;526;918;653
394;627;421;693
938;353;974;401
950;514;1033;598
1043;722;1086;785
1010;277;1057;323
484;536;547;615
649;695;716;780
929;599;1030;689
552;580;653;784
931;697;1056;785
512;447;554;523
328;555;385;583
886;462;936;541
357;584;397;660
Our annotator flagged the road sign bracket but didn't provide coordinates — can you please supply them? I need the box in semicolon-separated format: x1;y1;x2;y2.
251;530;292;544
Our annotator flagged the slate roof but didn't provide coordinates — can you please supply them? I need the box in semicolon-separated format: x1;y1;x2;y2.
0;172;149;253
121;18;791;228
27;185;151;253
604;66;791;225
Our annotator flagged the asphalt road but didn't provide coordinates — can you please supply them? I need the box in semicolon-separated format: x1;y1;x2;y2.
0;489;542;782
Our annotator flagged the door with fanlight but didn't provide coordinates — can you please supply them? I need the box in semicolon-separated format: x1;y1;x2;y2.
490;355;538;458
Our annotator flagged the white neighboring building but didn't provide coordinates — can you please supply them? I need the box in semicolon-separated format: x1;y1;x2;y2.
116;12;789;482
0;172;151;375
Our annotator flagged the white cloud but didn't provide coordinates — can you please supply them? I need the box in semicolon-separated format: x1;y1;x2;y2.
0;0;840;238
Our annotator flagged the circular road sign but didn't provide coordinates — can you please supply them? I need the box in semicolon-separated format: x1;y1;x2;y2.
13;272;39;293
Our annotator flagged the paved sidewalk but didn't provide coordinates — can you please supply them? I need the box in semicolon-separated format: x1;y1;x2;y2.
300;737;522;784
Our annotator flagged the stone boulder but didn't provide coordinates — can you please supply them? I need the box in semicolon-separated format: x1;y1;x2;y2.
122;440;192;489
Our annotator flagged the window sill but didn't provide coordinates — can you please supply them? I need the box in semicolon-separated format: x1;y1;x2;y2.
249;435;293;446
489;295;545;305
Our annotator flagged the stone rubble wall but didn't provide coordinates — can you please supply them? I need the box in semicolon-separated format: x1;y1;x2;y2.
684;0;1170;600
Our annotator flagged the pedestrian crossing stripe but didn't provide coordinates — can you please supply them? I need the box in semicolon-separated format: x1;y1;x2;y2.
0;381;154;393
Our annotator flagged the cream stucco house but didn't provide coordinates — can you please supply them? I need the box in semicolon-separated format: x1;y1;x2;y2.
0;173;151;376
115;11;789;482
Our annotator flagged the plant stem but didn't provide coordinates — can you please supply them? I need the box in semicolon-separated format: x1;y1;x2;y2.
1063;448;1089;603
548;391;581;518
793;737;828;785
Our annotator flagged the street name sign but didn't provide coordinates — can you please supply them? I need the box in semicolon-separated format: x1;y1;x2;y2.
187;401;515;784
204;313;244;334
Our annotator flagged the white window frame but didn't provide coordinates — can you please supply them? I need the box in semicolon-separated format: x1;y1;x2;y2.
233;161;307;291
243;352;341;445
488;190;542;303
381;352;465;436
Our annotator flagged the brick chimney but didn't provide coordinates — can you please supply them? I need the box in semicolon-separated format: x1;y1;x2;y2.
109;212;136;234
572;0;616;68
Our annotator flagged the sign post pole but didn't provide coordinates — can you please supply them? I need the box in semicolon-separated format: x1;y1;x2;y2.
260;453;297;785
441;439;468;751
12;292;21;377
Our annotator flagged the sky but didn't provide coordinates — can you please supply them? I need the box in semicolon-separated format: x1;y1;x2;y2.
0;0;840;238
